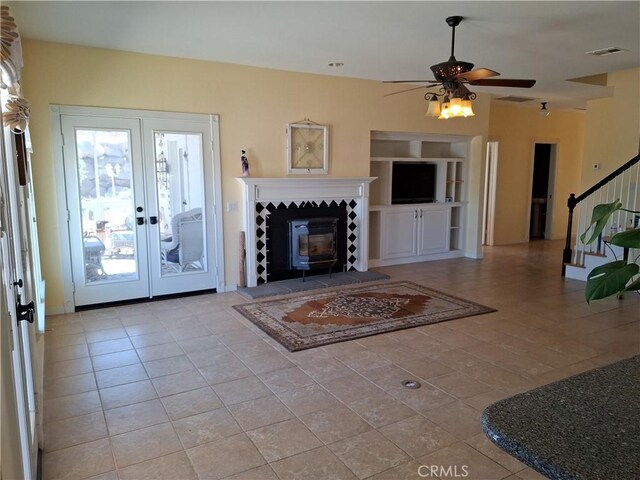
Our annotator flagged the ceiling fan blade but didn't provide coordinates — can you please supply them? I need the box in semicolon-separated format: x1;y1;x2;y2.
384;85;428;97
383;80;438;84
469;78;536;88
455;68;499;82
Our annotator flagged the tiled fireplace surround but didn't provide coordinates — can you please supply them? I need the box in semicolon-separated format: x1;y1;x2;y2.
237;178;376;287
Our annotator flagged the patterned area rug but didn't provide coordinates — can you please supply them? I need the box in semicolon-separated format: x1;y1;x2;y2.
233;281;496;352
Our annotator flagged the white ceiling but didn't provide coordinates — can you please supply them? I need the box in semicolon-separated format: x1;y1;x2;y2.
8;1;640;109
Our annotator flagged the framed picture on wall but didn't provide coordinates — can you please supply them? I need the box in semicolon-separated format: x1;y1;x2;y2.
286;123;329;174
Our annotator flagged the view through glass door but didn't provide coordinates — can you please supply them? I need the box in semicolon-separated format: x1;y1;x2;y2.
61;112;218;307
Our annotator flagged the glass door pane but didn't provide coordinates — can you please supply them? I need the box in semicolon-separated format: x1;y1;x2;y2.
153;132;206;275
143;118;218;297
75;129;138;283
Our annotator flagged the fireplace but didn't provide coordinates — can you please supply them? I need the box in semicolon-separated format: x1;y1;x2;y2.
289;217;338;279
236;177;375;287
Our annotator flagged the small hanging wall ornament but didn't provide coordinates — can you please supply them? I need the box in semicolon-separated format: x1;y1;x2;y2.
2;85;29;133
240;150;250;177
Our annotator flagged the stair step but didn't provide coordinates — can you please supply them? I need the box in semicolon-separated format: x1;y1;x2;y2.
584;251;606;258
564;262;585;268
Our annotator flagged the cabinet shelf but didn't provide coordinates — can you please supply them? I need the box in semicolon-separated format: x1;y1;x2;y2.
369;131;469;266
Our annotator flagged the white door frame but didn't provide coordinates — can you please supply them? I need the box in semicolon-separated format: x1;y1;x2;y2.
483;141;499;246
51;105;225;313
527;140;558;240
0;125;38;479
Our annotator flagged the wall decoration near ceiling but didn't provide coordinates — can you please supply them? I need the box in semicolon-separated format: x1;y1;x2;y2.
1;5;30;133
286;119;329;175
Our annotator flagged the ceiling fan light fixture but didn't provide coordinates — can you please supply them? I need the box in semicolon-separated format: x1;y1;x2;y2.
425;96;441;117
461;98;475;117
449;97;463;116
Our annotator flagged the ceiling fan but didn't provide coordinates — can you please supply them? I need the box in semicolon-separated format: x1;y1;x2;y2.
384;16;536;118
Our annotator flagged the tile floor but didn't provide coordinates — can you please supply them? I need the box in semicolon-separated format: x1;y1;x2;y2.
42;240;639;480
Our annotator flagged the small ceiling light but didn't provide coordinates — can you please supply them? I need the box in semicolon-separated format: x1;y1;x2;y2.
539;102;550;117
328;62;344;68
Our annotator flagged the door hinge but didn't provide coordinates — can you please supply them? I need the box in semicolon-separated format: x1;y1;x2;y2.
66;210;71;222
71;282;76;293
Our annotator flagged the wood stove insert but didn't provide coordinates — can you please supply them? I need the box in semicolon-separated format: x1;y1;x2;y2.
289;217;338;280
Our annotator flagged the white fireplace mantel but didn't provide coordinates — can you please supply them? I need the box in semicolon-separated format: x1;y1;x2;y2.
237;177;376;286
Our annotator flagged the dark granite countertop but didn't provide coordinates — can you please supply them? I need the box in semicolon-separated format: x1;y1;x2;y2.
482;355;640;480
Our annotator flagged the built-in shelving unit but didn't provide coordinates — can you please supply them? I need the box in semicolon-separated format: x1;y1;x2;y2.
368;131;469;267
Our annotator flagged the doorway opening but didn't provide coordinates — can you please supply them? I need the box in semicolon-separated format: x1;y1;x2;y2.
529;143;557;240
482;141;499;246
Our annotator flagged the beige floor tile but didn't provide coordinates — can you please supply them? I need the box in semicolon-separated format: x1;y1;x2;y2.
187;432;266;479
99;379;158;410
259;366;316;393
328;430;409;479
43;438;114;480
514;467;549;479
143;354;195;378
105;398;169;435
418;442;511;479
178;335;224;353
136;342;184;362
462;390;511;412
217;329;261;346
367;460;428;480
228;395;295;431
212;375;272;406
130;331;175;348
223;464;278;480
173;407;242;448
84;471;118;480
95;363;148;389
276;383;341;416
91;350;140;371
169;323;211;342
299;405;373;444
465;433;527;473
43;411;108;452
198;355;254;384
228;339;275;359
320;373;383;403
117;451;198;480
240;351;296;375
125;321;166;336
85;327;127;344
271;446;358;480
297;358;355;382
427;371;495;399
111;422;182;468
44;372;97;399
186;346;233;369
45;344;90;363
246;418;322;463
46;332;86;349
45;357;94;381
151;369;208;397
423;401;483;440
88;337;133;357
379;415;457;458
161;386;223;420
44;390;103;423
347;392;416;428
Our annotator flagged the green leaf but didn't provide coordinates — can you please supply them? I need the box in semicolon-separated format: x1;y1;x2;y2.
580;200;622;245
610;228;640;248
625;276;640;292
585;261;639;303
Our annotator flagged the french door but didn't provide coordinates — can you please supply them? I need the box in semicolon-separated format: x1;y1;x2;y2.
59;109;221;307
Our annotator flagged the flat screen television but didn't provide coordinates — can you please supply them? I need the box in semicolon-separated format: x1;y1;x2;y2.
391;162;437;204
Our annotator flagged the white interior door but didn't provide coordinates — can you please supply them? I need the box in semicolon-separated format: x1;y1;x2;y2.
1;125;38;479
61;116;150;305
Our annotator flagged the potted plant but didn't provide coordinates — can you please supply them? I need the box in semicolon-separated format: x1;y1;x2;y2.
580;200;640;302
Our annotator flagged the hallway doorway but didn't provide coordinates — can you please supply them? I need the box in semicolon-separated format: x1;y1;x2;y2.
529;143;557;240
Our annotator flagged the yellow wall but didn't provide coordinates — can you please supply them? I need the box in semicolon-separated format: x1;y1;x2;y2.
581;68;640;191
488;103;585;244
21;40;492;311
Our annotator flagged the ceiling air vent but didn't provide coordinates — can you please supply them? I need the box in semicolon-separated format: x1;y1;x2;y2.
586;47;628;57
496;96;534;103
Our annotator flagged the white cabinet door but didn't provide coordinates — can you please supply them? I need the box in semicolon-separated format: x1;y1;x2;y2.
417;207;450;255
381;208;417;259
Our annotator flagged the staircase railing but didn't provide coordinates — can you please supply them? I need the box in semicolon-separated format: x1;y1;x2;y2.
562;154;640;275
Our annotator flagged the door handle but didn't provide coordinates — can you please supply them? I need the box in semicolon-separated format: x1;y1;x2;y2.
414;210;418;219
149;216;158;225
419;209;423;218
136;217;145;225
16;294;34;324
